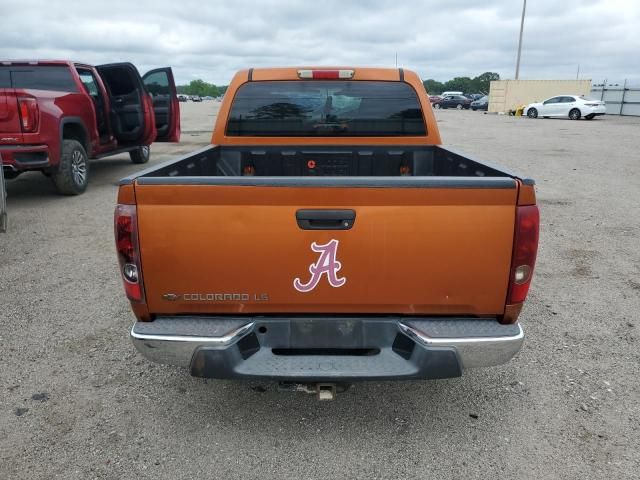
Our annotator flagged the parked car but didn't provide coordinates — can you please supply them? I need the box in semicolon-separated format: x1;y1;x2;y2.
466;93;484;101
0;60;180;194
191;95;203;102
471;95;489;111
434;95;471;109
524;95;606;120
428;95;442;103
177;94;189;102
441;90;463;97
118;67;538;398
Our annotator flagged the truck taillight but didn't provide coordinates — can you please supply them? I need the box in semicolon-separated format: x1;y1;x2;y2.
115;204;145;303
507;205;540;304
18;97;39;132
297;69;354;79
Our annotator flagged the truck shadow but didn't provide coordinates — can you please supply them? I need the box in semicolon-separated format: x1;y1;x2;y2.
3;171;59;199
3;157;129;199
4;139;208;203
3;153;175;202
152;368;525;442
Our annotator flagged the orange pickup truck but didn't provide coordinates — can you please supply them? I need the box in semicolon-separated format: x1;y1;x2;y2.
116;67;539;392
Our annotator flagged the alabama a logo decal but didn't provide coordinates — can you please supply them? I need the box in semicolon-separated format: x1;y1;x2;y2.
293;239;346;292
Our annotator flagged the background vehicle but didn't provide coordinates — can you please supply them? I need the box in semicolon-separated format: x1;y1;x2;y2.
117;67;538;392
524;95;606;120
466;93;484;101
191;95;203;102
177;94;189;102
428;94;442;104
471;95;489;111
441;90;463;97
0;60;180;194
436;95;472;109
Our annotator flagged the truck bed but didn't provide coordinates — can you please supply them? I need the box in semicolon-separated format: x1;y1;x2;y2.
122;144;526;186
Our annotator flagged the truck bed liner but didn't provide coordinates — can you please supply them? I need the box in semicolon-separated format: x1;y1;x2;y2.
121;145;532;186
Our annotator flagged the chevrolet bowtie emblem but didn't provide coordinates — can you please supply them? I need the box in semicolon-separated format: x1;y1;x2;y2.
162;293;180;301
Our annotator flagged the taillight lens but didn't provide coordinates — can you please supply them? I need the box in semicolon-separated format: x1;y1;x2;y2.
115;204;145;302
507;205;540;304
18;97;39;132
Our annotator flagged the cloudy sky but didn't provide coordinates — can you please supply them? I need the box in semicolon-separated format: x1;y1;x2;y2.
1;0;638;86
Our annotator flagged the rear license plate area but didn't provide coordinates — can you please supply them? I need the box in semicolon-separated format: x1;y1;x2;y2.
289;318;364;348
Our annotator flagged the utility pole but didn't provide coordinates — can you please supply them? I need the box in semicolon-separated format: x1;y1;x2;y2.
576;64;580;79
395;52;398;67
515;0;527;79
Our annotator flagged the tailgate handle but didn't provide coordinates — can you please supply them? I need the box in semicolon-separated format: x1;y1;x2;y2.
296;209;356;230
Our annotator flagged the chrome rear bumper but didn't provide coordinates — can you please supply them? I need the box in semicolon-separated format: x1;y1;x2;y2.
398;322;523;368
131;316;524;380
131;321;254;368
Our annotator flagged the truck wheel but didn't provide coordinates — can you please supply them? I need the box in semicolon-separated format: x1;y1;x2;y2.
433;103;440;109
569;108;581;120
130;145;150;164
52;139;89;195
456;104;463;110
527;108;538;119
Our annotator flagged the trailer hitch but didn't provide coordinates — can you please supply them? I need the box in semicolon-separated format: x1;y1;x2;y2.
277;382;351;401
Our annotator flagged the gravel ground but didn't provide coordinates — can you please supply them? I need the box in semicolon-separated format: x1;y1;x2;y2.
1;102;639;479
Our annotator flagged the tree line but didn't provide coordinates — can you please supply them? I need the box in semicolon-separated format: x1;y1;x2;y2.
177;79;228;97
422;72;500;95
178;72;501;98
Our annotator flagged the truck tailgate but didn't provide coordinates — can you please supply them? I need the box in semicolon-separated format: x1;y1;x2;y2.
135;181;517;316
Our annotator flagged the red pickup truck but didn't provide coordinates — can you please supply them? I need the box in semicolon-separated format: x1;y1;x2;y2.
0;60;180;194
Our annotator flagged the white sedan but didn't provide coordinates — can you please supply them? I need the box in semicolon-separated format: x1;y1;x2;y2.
524;95;606;120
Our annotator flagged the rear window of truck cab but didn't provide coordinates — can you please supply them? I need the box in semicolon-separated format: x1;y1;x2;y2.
0;66;77;92
226;81;426;136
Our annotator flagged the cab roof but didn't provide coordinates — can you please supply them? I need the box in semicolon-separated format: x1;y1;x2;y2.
238;67;415;82
0;60;78;67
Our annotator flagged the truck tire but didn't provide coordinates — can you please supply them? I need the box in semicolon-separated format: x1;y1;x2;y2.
52;139;89;195
130;145;150;164
456;104;463;110
569;108;581;120
527;108;538;119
